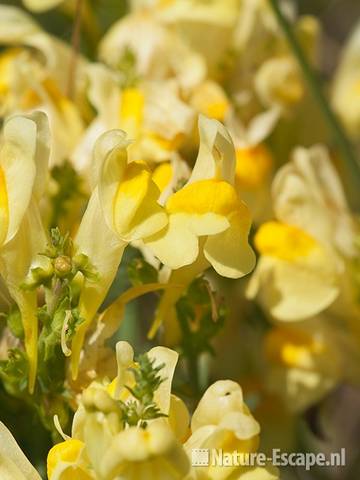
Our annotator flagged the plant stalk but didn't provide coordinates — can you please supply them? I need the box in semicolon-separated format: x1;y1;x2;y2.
268;0;360;209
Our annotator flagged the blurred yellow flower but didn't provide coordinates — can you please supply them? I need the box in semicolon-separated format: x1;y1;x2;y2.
247;145;355;322
0;6;85;166
264;318;346;412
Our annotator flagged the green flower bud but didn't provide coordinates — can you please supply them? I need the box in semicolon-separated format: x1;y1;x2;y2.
54;255;72;277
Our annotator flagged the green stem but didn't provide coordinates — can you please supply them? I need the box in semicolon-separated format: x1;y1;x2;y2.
268;0;360;209
178;313;200;397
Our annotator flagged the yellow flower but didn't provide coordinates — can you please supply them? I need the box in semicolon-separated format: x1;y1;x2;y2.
74;69;195;176
264;318;344;412
99;10;206;91
71;130;168;378
247;145;353;322
146;115;255;276
146;115;255;338
248;220;339;321
0;112;50;392
255;56;304;110
272;145;356;257
254;222;316;262
0;6;85;166
155;0;241;73
47;341;278;480
49;341;192;480
185;380;279;480
100;421;191;480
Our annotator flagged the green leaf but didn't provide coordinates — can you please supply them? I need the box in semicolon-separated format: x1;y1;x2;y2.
6;306;24;340
119;353;167;429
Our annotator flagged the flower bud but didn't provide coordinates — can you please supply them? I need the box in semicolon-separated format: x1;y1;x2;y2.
54;255;72;277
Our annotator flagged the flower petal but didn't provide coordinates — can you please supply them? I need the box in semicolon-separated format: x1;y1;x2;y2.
148;346;179;415
204;208;255;279
0;422;41;480
188;114;236;185
0;115;37;245
247;253;339;322
145;214;200;269
71;188;126;379
22;0;64;12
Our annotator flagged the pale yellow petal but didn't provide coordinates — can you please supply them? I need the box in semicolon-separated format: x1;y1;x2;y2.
25;111;51;200
204;209;255;279
191;380;245;431
114;166;168;241
22;0;64;12
251;221;340;320
248;254;339;322
95;129;130;229
97;131;167;241
100;422;190;479
272;146;356;257
188;114;236;185
168;395;190;442
0;422;41;480
71;189;126;379
0;115;37;245
145;214;199;269
148;346;179;415
0;6;40;43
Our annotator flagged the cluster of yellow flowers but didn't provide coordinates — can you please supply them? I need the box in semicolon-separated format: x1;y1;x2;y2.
1;342;278;480
1;0;360;479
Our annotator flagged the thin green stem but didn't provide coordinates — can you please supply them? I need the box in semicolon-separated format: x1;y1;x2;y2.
268;0;360;209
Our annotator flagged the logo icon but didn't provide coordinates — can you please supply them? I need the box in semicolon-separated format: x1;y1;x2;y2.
192;449;210;467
